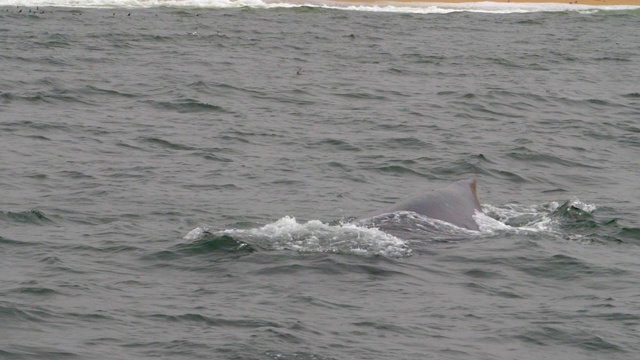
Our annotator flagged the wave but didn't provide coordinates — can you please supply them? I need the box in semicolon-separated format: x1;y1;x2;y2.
480;199;638;245
0;209;55;225
2;0;639;13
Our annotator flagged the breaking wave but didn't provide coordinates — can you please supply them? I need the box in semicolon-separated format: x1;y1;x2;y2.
2;0;638;13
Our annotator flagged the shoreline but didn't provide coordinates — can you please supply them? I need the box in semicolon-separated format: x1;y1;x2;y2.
329;0;640;6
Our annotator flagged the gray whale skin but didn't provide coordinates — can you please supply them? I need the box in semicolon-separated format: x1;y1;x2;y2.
365;179;482;231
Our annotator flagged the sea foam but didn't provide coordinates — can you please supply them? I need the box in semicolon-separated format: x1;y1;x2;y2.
2;0;638;13
186;216;413;258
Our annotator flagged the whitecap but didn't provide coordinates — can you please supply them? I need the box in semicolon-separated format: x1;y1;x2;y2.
186;216;413;258
4;0;639;12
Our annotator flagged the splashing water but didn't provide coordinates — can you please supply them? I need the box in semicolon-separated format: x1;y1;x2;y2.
182;199;606;258
185;216;413;258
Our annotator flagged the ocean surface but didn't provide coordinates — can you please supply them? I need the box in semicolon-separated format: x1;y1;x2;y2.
2;2;640;359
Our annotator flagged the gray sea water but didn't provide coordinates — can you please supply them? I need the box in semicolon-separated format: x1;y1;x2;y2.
2;4;640;360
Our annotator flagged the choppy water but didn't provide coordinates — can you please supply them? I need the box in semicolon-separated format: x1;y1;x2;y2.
2;2;640;359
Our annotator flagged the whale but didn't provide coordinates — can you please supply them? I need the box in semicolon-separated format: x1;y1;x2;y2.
363;179;482;231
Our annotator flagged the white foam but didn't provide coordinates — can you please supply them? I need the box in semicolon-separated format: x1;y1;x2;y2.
183;226;206;241
186;216;412;257
479;203;556;234
2;0;638;12
183;198;598;255
567;198;597;213
332;2;620;14
478;198;597;237
474;210;514;232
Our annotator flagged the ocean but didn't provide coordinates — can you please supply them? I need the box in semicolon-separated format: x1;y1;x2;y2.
1;2;640;359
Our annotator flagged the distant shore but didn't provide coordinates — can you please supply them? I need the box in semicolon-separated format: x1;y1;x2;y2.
330;0;640;6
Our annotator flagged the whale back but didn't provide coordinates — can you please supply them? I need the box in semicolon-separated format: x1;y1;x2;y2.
367;179;482;230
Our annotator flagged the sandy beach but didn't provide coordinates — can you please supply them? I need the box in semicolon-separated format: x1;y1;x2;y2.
331;0;640;6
